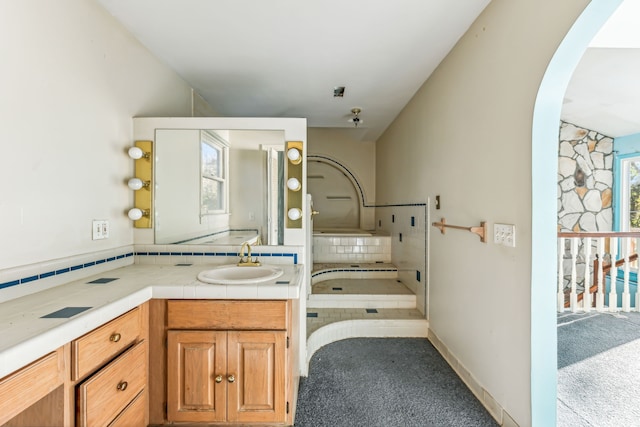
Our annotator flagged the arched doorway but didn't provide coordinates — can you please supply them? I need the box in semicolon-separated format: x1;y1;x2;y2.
307;155;369;230
531;1;622;424
307;160;360;229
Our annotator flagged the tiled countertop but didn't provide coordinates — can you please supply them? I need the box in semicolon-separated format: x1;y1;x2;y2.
0;263;302;379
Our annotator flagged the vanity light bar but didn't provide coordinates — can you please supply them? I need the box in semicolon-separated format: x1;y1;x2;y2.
128;140;153;228
285;141;303;229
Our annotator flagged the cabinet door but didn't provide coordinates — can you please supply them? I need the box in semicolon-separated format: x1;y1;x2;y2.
167;330;227;423
227;331;286;424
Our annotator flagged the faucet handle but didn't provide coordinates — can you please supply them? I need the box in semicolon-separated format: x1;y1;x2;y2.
238;242;248;258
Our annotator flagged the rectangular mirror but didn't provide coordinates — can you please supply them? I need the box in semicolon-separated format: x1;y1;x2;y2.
155;129;285;245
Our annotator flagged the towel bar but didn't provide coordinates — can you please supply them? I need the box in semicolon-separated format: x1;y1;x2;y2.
431;218;487;243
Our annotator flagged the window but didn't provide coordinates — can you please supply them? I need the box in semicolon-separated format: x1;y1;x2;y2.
617;154;640;272
619;156;640;232
200;131;228;215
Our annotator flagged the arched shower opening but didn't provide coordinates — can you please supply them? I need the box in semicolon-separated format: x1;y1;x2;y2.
307;155;369;232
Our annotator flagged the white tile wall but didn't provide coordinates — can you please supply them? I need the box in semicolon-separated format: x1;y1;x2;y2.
376;205;428;315
307;294;417;309
313;235;391;263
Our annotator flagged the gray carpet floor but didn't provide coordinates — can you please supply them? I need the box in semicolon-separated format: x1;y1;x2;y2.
558;311;640;426
294;338;499;427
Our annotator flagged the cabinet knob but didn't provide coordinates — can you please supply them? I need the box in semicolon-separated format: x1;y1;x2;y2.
110;333;121;343
227;375;235;383
116;381;128;391
215;375;223;383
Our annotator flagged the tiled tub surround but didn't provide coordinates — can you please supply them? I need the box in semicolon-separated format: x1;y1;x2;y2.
307;263;429;366
310;278;417;309
558;121;613;232
310;262;415;309
312;233;391;264
0;262;303;379
311;262;398;285
376;204;428;315
306;307;425;336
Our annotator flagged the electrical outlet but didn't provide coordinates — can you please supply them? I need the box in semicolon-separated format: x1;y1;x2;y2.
494;223;516;247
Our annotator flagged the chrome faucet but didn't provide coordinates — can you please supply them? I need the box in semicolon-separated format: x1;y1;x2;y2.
237;242;261;267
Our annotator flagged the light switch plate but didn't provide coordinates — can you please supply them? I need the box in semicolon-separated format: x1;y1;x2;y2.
494;223;516;247
92;220;109;240
92;220;103;240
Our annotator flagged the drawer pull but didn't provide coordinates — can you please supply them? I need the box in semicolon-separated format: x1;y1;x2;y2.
116;381;128;391
215;375;223;383
110;333;122;343
227;375;235;383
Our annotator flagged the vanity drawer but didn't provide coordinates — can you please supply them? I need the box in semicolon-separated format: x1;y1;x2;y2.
77;340;146;427
72;307;142;380
168;300;288;330
108;390;147;427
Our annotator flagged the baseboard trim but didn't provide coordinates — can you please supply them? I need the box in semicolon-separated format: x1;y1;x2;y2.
427;329;519;427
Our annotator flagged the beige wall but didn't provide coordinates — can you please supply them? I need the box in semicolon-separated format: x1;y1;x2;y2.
307;128;376;229
0;0;193;270
376;0;589;425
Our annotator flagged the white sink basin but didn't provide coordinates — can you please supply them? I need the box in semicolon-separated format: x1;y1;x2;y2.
197;265;284;285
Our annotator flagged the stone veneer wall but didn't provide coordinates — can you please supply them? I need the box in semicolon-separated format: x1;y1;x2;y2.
558;122;614;294
558;122;613;232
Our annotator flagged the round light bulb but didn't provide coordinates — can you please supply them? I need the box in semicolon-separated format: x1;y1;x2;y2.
287;148;301;164
128;146;144;160
128;208;143;220
287;208;302;221
287;177;301;191
127;178;144;191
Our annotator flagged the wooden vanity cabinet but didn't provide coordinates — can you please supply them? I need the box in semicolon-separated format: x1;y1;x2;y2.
0;303;149;427
165;300;291;425
73;305;149;427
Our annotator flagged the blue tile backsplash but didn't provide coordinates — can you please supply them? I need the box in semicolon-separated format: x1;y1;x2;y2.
0;252;134;290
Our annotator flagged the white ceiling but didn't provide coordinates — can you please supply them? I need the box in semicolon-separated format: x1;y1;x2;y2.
96;0;490;141
562;0;640;138
96;0;640;141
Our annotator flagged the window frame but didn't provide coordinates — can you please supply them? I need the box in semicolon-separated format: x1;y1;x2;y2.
200;130;229;216
614;152;640;278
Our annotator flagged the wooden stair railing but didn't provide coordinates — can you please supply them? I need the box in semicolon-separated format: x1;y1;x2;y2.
558;232;640;311
563;253;638;308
